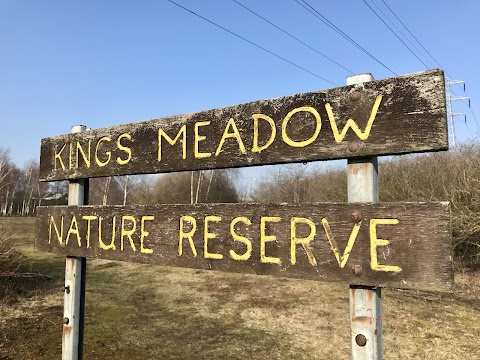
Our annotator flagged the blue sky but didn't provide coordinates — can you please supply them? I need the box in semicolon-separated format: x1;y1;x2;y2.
1;0;479;189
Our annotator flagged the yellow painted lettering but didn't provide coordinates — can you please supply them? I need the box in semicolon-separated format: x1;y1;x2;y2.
325;95;382;143
98;216;116;250
82;215;97;248
260;216;281;264
215;118;246;156
290;217;317;266
69;142;73;169
204;215;223;259
229;217;252;261
54;144;66;171
322;218;360;268
140;215;154;254
158;125;187;161
252;114;276;153
282;106;321;147
194;121;212;158
121;215;137;252
116;133;132;165
369;218;402;272
48;215;64;244
178;216;197;256
95;136;112;167
252;114;277;152
76;140;91;169
65;216;81;247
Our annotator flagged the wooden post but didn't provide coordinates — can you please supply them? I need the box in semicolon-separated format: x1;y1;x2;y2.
347;74;383;360
63;125;88;360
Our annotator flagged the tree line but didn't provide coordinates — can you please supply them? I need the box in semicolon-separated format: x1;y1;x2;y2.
0;147;239;215
0;148;50;216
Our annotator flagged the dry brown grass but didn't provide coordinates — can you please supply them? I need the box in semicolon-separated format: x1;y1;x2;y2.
1;217;479;359
0;220;27;301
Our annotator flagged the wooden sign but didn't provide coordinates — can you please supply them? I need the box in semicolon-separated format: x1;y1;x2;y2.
39;69;447;181
36;202;452;291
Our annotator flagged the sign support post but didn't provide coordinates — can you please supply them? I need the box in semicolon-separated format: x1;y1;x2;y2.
347;74;382;360
62;125;88;360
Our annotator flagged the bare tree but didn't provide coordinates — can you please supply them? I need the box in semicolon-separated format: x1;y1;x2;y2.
112;175;139;205
128;175;156;205
0;149;13;197
152;170;238;204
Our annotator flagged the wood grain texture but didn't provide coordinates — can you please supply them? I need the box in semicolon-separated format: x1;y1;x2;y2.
39;69;447;181
35;202;452;291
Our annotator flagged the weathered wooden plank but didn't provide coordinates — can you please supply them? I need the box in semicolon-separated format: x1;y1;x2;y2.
35;202;452;291
39;69;447;181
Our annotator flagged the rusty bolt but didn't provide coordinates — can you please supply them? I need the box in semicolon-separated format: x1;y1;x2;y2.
350;91;361;102
352;264;363;276
347;141;361;153
63;317;70;325
351;210;363;223
64;285;70;294
355;334;367;347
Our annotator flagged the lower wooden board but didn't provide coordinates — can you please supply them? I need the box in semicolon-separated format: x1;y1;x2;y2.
35;202;452;291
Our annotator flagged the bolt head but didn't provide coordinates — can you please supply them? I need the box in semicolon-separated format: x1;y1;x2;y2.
351;210;363;223
355;334;367;347
352;264;363;276
347;141;361;153
62;317;70;325
350;91;361;102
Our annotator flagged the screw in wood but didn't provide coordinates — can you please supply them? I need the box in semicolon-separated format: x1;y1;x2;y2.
350;91;362;101
63;317;70;325
351;210;363;223
64;285;70;294
352;264;363;276
349;91;361;102
347;141;361;153
355;334;367;347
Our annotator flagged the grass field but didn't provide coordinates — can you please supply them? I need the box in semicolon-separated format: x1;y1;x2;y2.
0;217;479;359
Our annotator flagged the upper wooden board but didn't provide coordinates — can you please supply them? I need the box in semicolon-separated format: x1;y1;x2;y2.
39;69;447;181
35;202;452;291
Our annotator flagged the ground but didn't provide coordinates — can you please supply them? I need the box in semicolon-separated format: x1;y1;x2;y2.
0;217;479;359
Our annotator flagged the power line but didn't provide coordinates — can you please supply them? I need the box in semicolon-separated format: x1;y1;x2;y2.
379;1;466;94
232;0;354;74
369;0;436;68
380;0;480;132
362;0;430;69
446;79;480;144
380;0;442;69
294;0;397;75
166;0;337;86
464;94;480;130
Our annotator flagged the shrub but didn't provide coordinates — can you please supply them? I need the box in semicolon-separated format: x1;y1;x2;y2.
379;144;480;267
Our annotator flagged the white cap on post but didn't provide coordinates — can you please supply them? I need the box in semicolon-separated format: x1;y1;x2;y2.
346;73;374;85
71;125;87;134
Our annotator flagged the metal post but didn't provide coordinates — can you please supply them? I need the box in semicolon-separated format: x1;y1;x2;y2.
63;125;88;360
347;74;382;360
